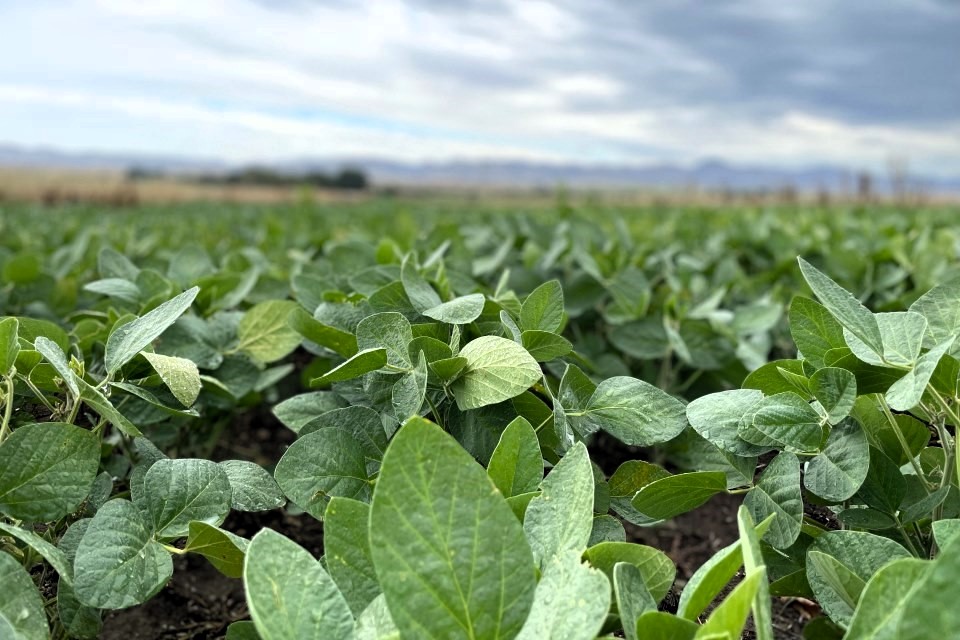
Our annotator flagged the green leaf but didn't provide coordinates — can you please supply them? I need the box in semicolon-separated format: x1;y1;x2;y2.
910;281;960;348
225;621;261;640
0;422;99;521
0;549;47;640
450;336;541;410
244;528;353;640
184;521;249;578
0;317;19;374
143;458;232;538
140;351;201;407
74;499;173;609
845;557;929;640
743;359;808;396
876;312;928;366
84;277;141;303
520;330;573;362
423;293;486;324
851;396;929;466
300;406;387;470
236;300;302;364
686;389;768;457
520;280;564;333
737;506;773;640
805;419;870;502
288;306;358;358
33;335;79;397
698;569;765;639
582;376;687;446
677;514;775;621
487;416;543;498
324;497;380;616
797;258;883;358
524;442;594;568
515;550;611;640
356;312;413;368
809;367;857;425
635;611;698;640
856;447;907;514
218;460;285;512
354;595;400;640
369;418;536;639
272;391;344;433
0;522;73;584
589;514;626;545
430;355;468;381
897;536;960;640
312;348;387;385
885;338;955;411
275;428;371;518
744;452;802;549
608;318;669;360
614;562;657;640
933;519;960;549
789;296;846;369
391;350;427;421
400;255;442;312
105;286;199;374
806;530;911;627
631;471;727;520
738;392;824;454
582;541;676;602
57;580;102;640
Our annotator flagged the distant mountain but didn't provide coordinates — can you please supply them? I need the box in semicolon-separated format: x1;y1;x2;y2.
2;143;958;194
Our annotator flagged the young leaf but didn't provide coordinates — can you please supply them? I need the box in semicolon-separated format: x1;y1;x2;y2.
400;255;442;312
582;376;687;447
797;258;883;359
235;300;302;364
0;422;99;521
521;330;573;362
143;459;232;538
520;280;564;333
244;528;353;640
686;389;768;457
789;296;846;369
423;293;486;324
218;460;285;512
105;286;199;374
738;391;824;454
184;522;249;578
809;367;857;425
369;418;536;640
631;471;727;521
524;442;594;568
806;530;911;627
845;557;928;640
140;351;201;407
487;416;544;498
391;350;427;421
0;549;48;640
356;312;413;368
804;419;870;502
634;611;698;640
311;348;388;385
885;338;956;411
514;550;611;640
324;497;380;616
450;336;541;410
0;317;19;374
275;428;371;518
582;542;676;602
910;281;960;348
287;306;358;358
74;499;173;609
744;452;802;549
614;562;658;640
272;391;344;433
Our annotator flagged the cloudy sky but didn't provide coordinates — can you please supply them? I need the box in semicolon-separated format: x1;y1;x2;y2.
1;0;958;174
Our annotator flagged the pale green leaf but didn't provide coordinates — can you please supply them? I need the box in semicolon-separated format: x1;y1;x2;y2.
184;521;249;578
324;497;380;616
487;416;543;498
218;460;285;512
805;419;870;502
845;557;928;640
236;300;302;364
743;452;802;549
582;541;676;602
140;351;201;407
583;376;687;446
809;367;857;425
450;336;541;410
0;550;47;640
105;286;199;374
520;280;564;333
312;348;387;385
423;293;486;324
143;459;232;538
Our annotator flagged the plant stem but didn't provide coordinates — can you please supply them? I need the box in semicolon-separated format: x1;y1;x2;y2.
16;374;57;413
425;393;444;430
926;385;960;488
0;375;14;442
894;515;922;557
878;395;932;494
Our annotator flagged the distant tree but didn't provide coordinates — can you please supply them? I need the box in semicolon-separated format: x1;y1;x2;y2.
333;168;369;190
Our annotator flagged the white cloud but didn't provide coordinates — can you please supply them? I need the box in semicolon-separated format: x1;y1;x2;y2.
0;0;957;175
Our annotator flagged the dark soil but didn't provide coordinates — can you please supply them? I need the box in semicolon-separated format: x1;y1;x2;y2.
101;411;814;639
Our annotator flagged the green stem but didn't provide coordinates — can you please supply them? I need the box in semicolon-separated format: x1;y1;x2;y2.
926;386;960;489
0;375;14;442
425;394;444;430
894;515;922;557
162;544;187;555
878;395;932;494
16;374;57;413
